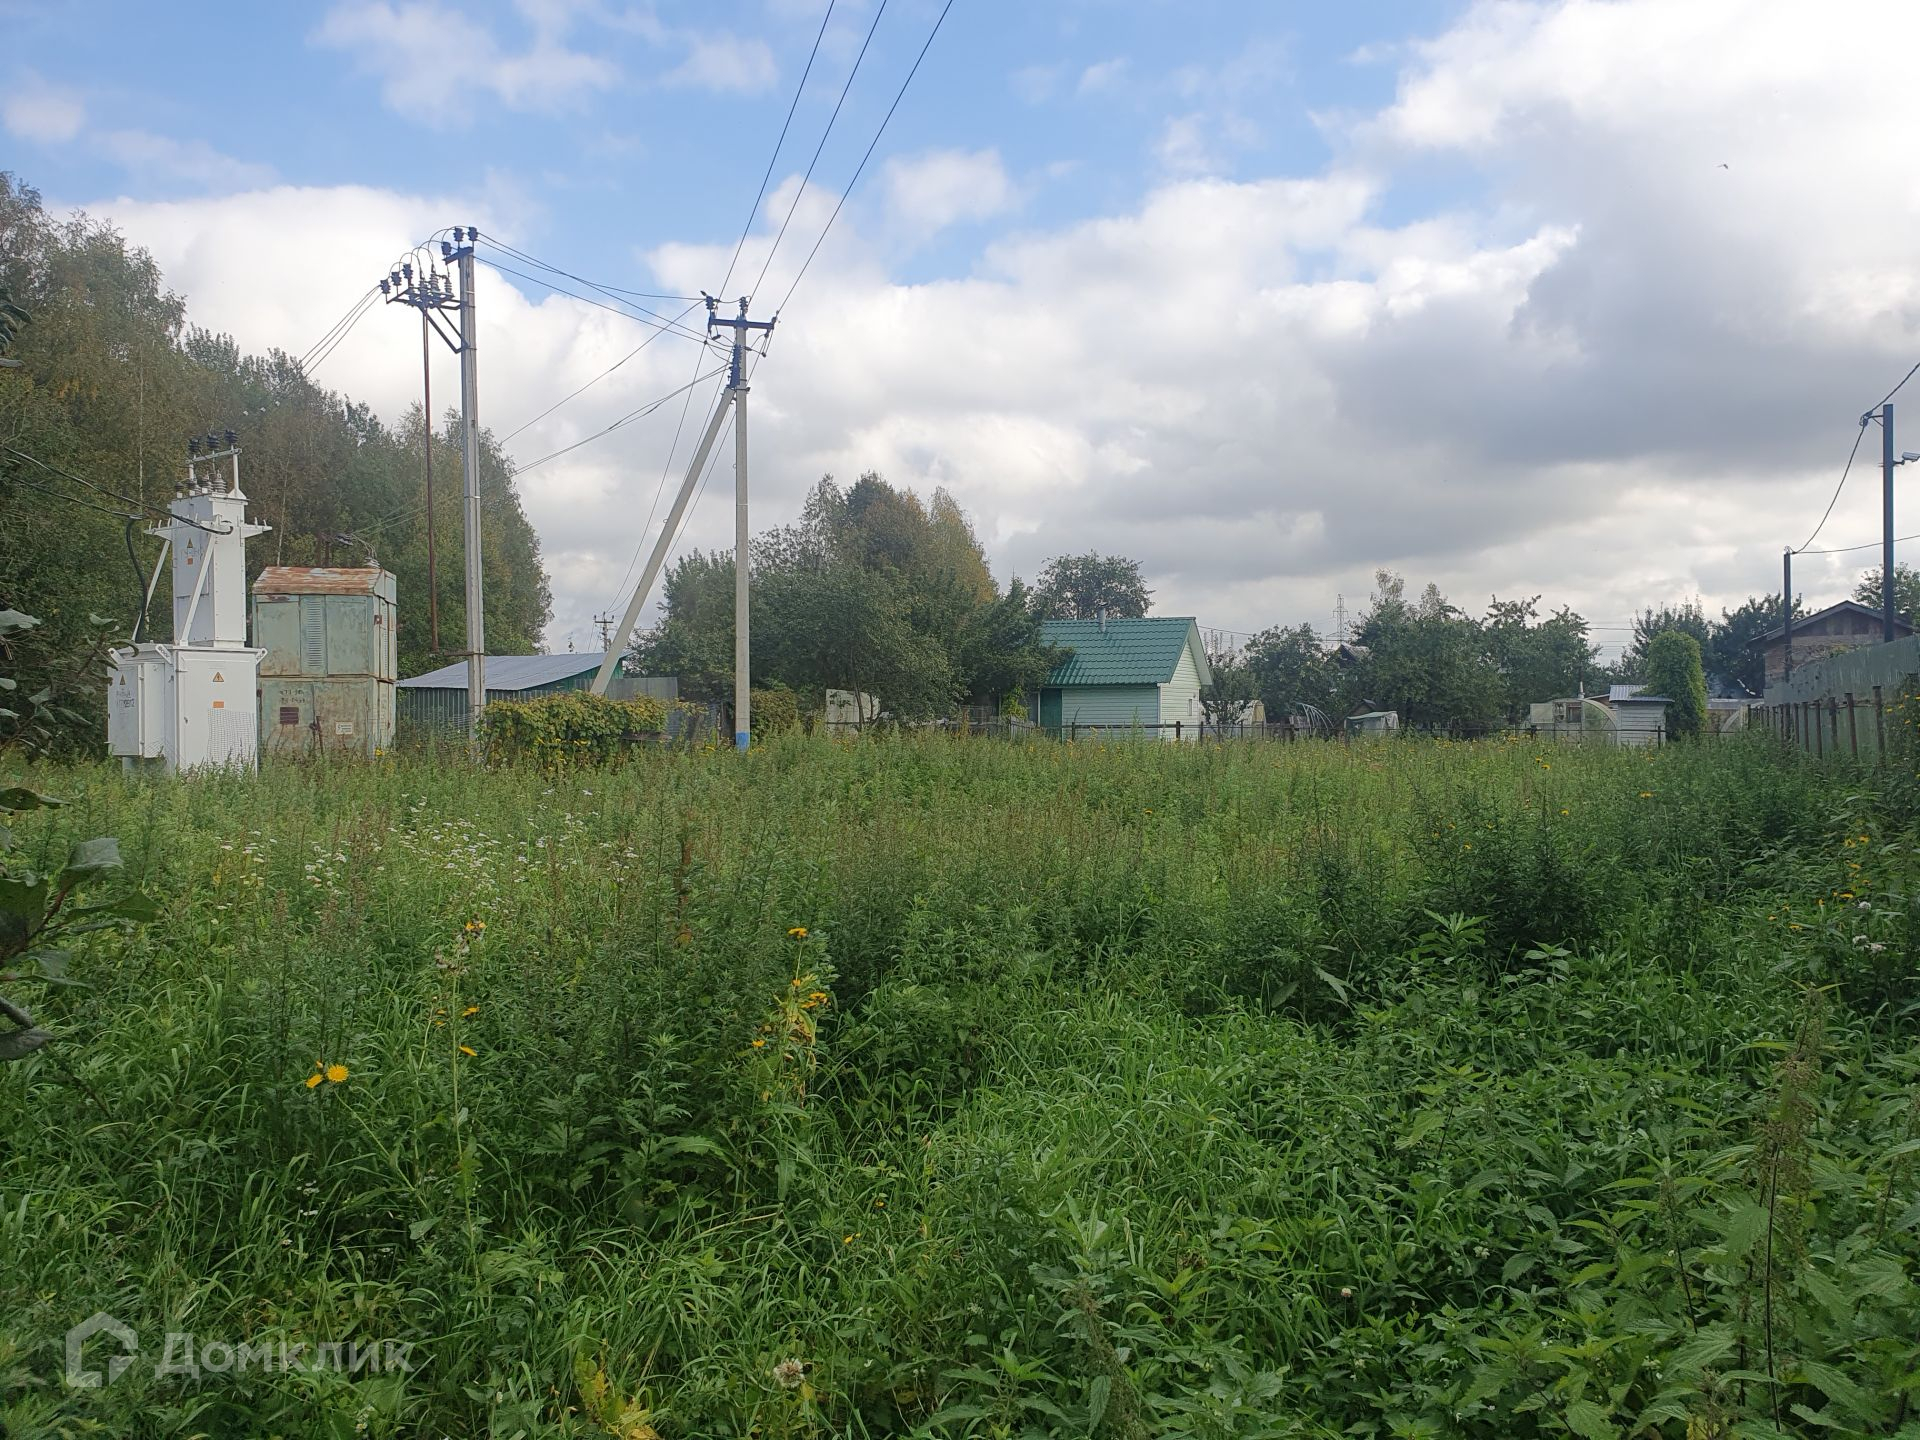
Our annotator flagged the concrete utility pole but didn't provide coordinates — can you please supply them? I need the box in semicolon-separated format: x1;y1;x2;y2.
421;310;440;654
1882;403;1897;643
708;297;774;750
382;226;484;745
456;234;485;742
1782;547;1793;679
590;296;774;755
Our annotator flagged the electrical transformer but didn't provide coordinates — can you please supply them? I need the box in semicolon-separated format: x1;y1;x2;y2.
106;435;270;774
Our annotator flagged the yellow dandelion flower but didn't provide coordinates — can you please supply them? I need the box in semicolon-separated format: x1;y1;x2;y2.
325;1063;349;1084
458;1044;477;1057
1639;791;1654;798
787;926;808;939
752;1038;767;1048
462;1005;479;1017
305;1072;324;1089
1559;808;1570;816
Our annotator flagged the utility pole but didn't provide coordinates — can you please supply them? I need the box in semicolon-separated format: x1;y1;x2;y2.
421;310;440;654
593;612;614;650
1782;547;1793;680
590;296;773;754
1882;403;1898;643
383;226;484;744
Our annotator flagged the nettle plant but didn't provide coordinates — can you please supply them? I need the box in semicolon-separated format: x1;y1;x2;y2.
0;785;156;1062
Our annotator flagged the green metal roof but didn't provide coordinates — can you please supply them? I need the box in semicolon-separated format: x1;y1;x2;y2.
1040;617;1208;686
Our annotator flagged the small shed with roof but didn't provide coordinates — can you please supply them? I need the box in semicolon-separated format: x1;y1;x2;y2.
1032;616;1211;739
397;652;676;733
252;566;397;758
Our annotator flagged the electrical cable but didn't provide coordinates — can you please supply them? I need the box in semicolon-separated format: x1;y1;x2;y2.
510;365;730;477
501;300;705;443
474;251;712;344
717;0;837;298
746;0;883;303
1874;358;1920;411
1797;531;1920;557
605;378;728;614
1794;417;1867;554
1;469;148;523
1;445;223;534
479;235;702;303
773;0;957;316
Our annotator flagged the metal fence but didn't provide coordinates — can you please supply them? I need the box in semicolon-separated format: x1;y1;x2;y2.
1759;636;1920;766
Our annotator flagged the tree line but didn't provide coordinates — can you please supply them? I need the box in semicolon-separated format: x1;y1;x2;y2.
0;172;551;750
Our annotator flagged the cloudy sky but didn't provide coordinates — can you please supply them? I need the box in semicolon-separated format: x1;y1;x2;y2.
7;0;1920;659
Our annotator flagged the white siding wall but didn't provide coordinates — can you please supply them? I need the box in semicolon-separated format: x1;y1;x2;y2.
1157;642;1204;740
1613;701;1667;747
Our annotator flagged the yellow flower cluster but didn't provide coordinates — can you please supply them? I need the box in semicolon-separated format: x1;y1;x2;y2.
305;1061;349;1089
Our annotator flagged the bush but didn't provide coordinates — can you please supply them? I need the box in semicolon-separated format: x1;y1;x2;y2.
1643;629;1709;739
750;684;799;737
478;689;666;770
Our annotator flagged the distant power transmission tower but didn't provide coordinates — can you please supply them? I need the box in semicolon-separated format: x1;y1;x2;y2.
384;227;484;741
1333;594;1349;643
593;612;615;650
591;296;774;753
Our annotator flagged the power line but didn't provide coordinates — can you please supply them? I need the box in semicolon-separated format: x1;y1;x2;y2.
773;0;958;316
606;377;727;616
479;235;702;304
748;0;887;303
1;468;145;523
510;365;729;477
501;299;705;442
1;445;223;534
475;250;712;344
1874;358;1920;410
719;0;838;298
1798;530;1920;557
1795;415;1868;554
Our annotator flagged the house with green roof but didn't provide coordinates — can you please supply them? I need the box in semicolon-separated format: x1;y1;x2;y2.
1033;616;1211;738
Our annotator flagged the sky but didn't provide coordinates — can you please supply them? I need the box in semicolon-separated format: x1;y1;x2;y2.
7;0;1920;662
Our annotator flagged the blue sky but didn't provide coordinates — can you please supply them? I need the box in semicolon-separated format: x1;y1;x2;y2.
6;1;1918;658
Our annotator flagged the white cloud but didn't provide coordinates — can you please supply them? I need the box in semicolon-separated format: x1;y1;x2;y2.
1011;64;1064;104
312;1;619;126
84;0;1920;650
98;132;276;191
3;73;84;143
1076;58;1128;97
883;149;1016;240
664;33;779;94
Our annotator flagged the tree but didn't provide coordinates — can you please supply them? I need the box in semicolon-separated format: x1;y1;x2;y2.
1852;565;1920;628
1481;595;1597;719
629;550;736;703
0;171;552;750
1706;594;1795;696
1239;624;1335;723
956;577;1059;711
1031;552;1151;620
1199;639;1258;725
1624;602;1710;678
1354;573;1503;733
1641;630;1708;739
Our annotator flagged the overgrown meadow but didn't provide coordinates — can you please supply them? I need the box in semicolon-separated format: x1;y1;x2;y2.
4;734;1920;1439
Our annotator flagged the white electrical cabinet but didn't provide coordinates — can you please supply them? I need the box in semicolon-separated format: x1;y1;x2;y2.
106;437;271;775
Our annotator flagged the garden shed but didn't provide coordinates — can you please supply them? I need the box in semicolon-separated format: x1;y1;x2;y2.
1607;684;1670;746
1032;616;1210;738
397;653;675;733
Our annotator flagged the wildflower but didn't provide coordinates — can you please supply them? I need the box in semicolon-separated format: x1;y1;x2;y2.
1560;808;1570;816
1463;842;1473;851
325;1063;349;1084
462;1005;480;1017
1639;791;1654;798
772;1358;806;1391
752;1038;767;1048
458;1044;477;1057
305;1072;324;1089
787;926;808;939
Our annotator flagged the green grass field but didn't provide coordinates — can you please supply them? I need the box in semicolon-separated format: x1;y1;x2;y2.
4;735;1919;1439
